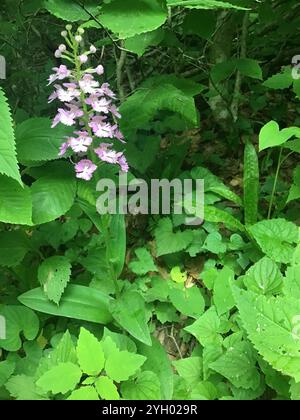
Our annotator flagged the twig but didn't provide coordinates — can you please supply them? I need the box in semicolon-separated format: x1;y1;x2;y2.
231;11;249;122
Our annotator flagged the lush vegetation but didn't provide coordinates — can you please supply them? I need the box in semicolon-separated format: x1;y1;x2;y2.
1;0;300;401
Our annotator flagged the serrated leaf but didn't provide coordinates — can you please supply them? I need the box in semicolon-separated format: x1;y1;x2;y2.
173;357;202;386
248;219;298;263
0;360;15;387
233;287;300;382
209;341;260;390
5;375;47;400
36;362;82;394
0;231;30;267
185;306;223;347
100;0;168;39
213;266;235;315
129;247;157;275
95;376;120;400
31;166;76;225
121;371;161;400
243;257;283;296
38;256;71;305
15;118;73;164
44;0;98;21
76;328;105;376
0;176;32;225
67;386;99;400
283;266;300;299
0;87;21;185
169;284;205;318
167;0;248;10
155;218;193;256
105;349;146;383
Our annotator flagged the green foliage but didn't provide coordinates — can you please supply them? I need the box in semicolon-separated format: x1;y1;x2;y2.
1;0;300;402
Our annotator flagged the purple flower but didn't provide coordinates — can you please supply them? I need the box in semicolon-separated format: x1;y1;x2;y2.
75;159;97;181
118;155;129;172
94;143;122;164
48;65;71;85
52;108;79;128
69;131;93;153
99;82;116;99
58;140;70;156
79;74;99;94
96;65;104;75
89;119;115;138
56;83;81;102
85;95;111;113
110;104;121;119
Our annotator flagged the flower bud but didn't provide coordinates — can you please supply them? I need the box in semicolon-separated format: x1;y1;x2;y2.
54;50;62;58
78;28;85;35
75;35;82;43
96;65;104;75
79;54;88;64
90;45;97;54
66;24;72;31
58;44;67;52
61;31;68;38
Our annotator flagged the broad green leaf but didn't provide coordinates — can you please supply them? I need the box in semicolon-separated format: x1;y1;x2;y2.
233;287;300;382
44;0;98;21
0;231;30;267
137;337;173;400
203;232;227;254
263;68;293;90
38;256;71;305
124;29;164;56
0;306;39;351
173;357;202;386
36;331;77;377
236;58;262;80
95;376;120;400
287;165;300;203
15;118;73;164
0;87;21;185
121;371;161;400
204;205;245;232
244;142;259;225
169;284;205;318
243;257;283;296
185;306;223;347
283;266;300;299
105;348;146;383
0;360;15;387
110;290;151;345
155;218;193;256
76;328;105;376
190;381;218;400
167;0;248;10
5;375;47;400
120;77;200;135
0;176;32;225
67;386;99;400
248;219;298;264
31;165;76;225
106;214;126;279
259;121;300;151
36;362;82;394
170;266;187;283
129;247;157;275
191;166;242;206
19;284;113;324
102;327;137;353
183;9;216;39
213;267;235;315
209;341;260;390
100;0;168;39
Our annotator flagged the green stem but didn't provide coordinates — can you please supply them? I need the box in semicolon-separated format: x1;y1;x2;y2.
267;147;283;219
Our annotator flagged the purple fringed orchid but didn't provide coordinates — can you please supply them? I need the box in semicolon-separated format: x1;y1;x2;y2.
48;25;128;180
